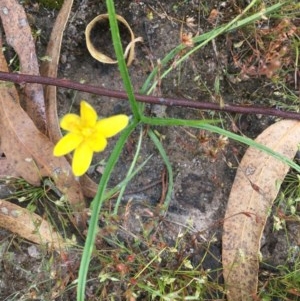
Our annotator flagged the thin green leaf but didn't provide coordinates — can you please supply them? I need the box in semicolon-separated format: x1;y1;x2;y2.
148;129;173;210
141;116;218;127
106;0;141;120
140;1;285;95
199;124;300;173
114;127;143;214
77;121;137;301
104;155;153;202
142;117;300;175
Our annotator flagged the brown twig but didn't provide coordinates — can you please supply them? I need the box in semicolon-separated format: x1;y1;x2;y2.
159;167;168;206
0;71;300;120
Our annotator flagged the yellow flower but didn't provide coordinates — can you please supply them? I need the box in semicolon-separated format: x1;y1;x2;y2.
53;100;129;176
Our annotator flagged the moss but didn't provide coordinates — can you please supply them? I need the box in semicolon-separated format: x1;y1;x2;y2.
36;0;63;10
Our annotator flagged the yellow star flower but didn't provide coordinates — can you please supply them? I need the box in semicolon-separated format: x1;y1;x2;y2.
53;100;129;176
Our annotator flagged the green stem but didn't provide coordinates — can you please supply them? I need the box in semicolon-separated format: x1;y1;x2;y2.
106;0;141;120
143;115;300;174
77;122;137;301
114;127;143;214
148;130;173;210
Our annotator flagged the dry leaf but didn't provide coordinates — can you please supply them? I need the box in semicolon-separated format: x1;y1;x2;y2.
0;158;19;178
85;14;142;66
0;35;41;184
0;199;65;250
40;0;73;143
207;9;220;25
0;35;30;178
40;0;98;197
222;120;300;301
0;37;86;229
0;0;46;133
0;86;87;229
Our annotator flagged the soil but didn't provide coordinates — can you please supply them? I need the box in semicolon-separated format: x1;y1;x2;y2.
0;0;299;300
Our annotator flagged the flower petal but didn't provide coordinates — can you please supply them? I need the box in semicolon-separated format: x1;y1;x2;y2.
96;115;129;138
80;100;97;127
53;133;83;156
72;142;93;176
60;114;81;132
86;132;107;152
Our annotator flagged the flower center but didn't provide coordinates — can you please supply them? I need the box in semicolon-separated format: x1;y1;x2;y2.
81;126;94;138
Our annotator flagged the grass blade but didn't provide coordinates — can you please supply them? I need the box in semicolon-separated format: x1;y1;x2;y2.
106;0;141;120
113;127;143;214
143;116;300;174
148;129;173;210
77;122;136;301
141;1;285;95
